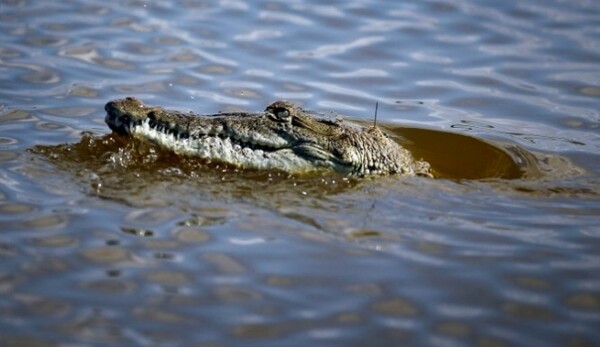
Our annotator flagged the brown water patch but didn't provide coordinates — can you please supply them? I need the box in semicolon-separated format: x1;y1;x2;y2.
133;307;190;323
371;297;420;316
502;302;555;320
146;271;189;285
203;253;246;275
214;286;262;303
81;246;132;264
0;151;19;163
29;234;78;248
80;278;137;295
25;213;69;230
13;294;71;316
142;239;179;250
44;107;96;117
512;276;553;291
0;203;35;214
386;126;527;179
436;321;472;337
233;323;283;339
174;228;210;243
68;85;98;97
566;293;600;311
198;64;234;74
114;81;167;94
0;109;33;122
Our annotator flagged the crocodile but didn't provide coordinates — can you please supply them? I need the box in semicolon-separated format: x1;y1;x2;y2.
104;97;432;177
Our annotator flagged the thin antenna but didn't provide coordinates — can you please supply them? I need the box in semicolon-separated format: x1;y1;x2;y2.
373;102;379;127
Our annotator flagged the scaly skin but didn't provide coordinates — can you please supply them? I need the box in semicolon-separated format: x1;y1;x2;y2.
104;97;432;177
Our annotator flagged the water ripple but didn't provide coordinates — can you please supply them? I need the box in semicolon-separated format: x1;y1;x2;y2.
259;10;313;26
1;0;600;346
234;30;283;42
288;36;385;58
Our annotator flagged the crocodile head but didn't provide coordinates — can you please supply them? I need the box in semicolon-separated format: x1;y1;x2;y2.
105;97;431;176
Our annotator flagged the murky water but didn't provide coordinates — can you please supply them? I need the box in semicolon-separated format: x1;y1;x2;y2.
1;0;599;346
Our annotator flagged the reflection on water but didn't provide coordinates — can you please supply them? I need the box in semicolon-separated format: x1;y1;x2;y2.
1;0;600;346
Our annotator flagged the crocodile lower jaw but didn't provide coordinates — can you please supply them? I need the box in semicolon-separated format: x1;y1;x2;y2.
130;119;316;171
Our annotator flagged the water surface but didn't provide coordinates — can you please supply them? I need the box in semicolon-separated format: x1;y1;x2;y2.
1;1;599;346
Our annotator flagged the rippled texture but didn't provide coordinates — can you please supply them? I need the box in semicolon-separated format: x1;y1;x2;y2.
1;1;599;346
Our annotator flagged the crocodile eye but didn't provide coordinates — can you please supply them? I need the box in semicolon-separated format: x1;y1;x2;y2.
267;106;292;122
275;108;290;120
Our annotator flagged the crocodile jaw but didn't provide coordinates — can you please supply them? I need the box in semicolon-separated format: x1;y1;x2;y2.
129;117;318;171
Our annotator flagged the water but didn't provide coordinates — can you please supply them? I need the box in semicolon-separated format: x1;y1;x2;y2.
1;0;599;346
